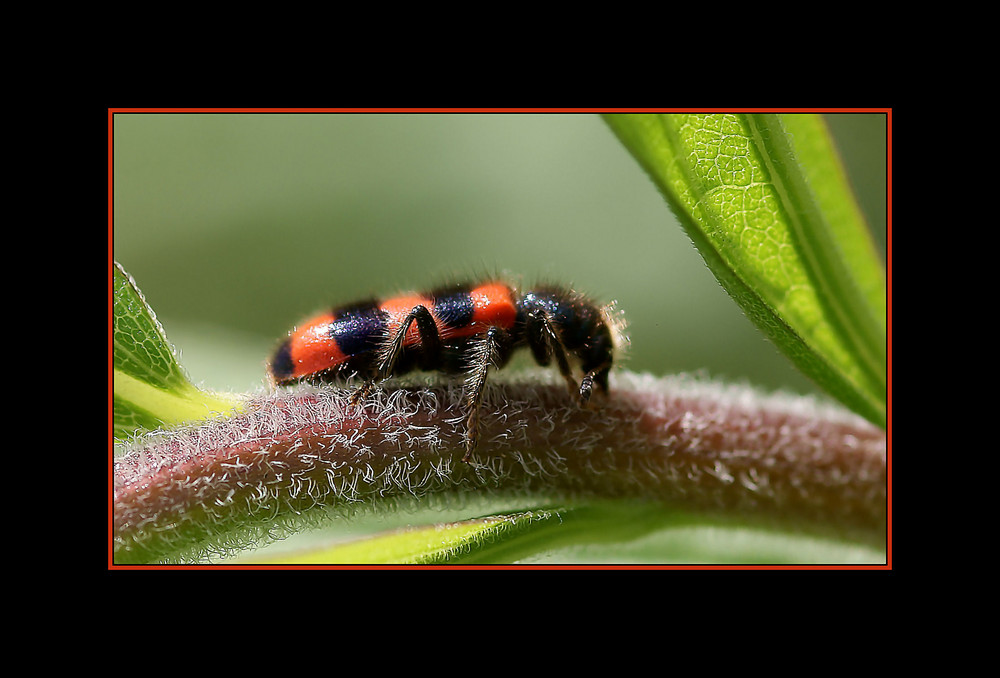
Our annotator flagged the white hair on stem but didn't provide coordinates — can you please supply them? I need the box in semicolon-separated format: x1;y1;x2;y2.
113;370;887;564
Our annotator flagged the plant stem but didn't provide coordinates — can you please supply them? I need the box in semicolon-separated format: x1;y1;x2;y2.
112;372;887;564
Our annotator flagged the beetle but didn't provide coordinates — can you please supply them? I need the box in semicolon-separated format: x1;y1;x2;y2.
268;280;625;462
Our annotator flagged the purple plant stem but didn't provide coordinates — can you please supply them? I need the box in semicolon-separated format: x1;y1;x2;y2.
113;373;887;564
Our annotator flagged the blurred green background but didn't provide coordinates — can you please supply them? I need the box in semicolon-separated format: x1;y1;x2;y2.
112;112;887;399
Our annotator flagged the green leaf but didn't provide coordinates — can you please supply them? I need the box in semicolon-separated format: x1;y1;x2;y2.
240;504;676;565
603;113;887;428
113;261;241;440
235;501;886;565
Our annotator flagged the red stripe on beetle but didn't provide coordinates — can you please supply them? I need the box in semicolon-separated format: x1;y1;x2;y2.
469;283;517;330
378;295;435;347
289;312;347;378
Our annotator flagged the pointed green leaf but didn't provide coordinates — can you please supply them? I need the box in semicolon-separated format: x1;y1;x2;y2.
604;113;886;428
241;504;678;565
112;261;241;440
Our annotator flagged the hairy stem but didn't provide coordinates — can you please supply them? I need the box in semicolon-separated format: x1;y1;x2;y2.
112;372;887;564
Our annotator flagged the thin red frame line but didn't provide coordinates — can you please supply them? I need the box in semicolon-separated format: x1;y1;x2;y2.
109;109;115;568
885;110;892;570
107;107;892;114
110;563;891;571
108;108;892;570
